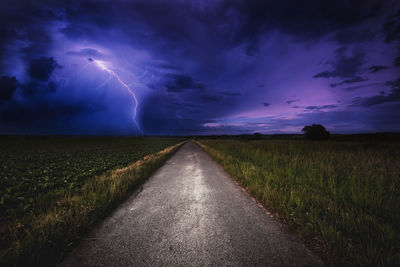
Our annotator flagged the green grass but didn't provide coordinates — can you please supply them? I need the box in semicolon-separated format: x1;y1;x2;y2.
0;136;184;266
198;139;400;266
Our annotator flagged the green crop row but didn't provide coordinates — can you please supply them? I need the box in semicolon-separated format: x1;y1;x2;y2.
1;136;184;266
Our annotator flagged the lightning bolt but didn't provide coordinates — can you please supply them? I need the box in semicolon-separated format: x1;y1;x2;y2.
94;60;142;133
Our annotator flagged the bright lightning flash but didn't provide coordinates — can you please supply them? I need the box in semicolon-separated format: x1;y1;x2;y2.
94;60;142;133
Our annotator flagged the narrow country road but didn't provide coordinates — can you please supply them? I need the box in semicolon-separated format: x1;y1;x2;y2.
62;141;322;266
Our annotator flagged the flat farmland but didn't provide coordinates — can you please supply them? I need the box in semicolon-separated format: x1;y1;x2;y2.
0;136;183;217
0;136;184;265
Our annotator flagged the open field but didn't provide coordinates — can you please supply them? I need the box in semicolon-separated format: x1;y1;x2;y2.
0;136;184;266
198;138;400;266
62;141;322;266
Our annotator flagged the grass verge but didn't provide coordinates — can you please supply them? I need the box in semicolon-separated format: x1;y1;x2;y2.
197;139;400;266
1;142;184;266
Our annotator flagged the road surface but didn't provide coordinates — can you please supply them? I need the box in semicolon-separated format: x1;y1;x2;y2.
62;141;322;266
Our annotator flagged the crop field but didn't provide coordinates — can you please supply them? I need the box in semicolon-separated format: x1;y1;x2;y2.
198;138;400;266
0;136;182;217
0;136;184;265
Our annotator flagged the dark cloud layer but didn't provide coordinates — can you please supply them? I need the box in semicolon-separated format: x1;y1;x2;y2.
0;76;17;100
305;105;338;111
330;76;367;88
66;48;107;59
395;55;400;66
351;78;400;107
225;0;384;54
165;74;205;93
314;48;365;79
293;104;338;111
28;57;61;81
383;17;400;44
368;65;388;73
0;0;399;134
331;28;375;45
383;9;400;69
342;83;380;91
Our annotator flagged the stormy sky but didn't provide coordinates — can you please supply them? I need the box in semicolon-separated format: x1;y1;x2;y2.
0;0;399;135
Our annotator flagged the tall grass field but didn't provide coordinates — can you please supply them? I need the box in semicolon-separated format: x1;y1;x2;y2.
0;136;184;266
198;139;400;266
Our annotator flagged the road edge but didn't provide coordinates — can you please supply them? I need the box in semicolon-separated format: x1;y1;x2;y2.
3;141;186;267
194;140;326;266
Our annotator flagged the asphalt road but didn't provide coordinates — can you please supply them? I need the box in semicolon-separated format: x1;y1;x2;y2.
62;141;322;266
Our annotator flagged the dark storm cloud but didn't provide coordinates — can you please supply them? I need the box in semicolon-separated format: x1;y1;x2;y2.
200;93;222;103
0;27;17;69
314;48;365;79
382;12;400;44
223;92;241;97
342;82;380;91
225;0;384;54
0;0;392;61
382;9;400;69
42;0;385;58
286;100;297;104
293;104;338;111
66;48;106;59
18;56;61;97
0;100;106;132
59;0;217;55
1;78;103;125
395;54;400;66
20;81;57;95
350;78;400;107
0;52;105;132
0;79;107;132
28;57;61;81
368;65;389;73
0;0;389;65
305;105;338;111
331;28;375;45
0;104;110;134
139;92;210;135
0;0;399;135
0;76;17;100
330;76;367;88
165;74;205;93
140;79;240;135
154;63;182;71
0;0;62;70
0;101;102;123
386;78;400;90
350;93;400;107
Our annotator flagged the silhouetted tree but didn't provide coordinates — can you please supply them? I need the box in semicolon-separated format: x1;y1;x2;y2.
302;124;330;140
253;132;262;140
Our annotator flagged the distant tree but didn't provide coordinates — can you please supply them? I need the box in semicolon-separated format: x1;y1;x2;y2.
253;132;262;140
302;124;330;140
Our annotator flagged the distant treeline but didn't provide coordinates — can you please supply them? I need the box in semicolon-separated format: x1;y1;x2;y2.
194;132;400;141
